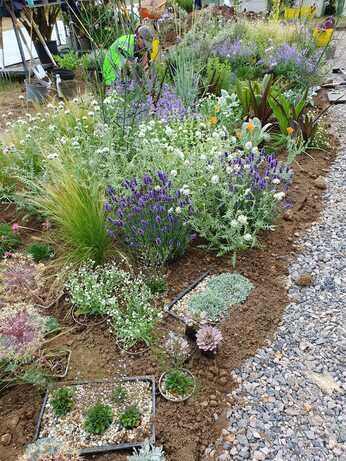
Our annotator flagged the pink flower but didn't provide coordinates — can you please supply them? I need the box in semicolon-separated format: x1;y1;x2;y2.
11;223;20;233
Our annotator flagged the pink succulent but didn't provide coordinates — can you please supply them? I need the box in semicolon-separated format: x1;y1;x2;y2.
196;325;223;352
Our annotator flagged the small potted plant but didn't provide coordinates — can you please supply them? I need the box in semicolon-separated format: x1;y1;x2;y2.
159;368;195;402
196;325;223;358
159;332;195;402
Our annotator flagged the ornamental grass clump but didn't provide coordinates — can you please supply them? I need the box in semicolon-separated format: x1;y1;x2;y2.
105;171;192;266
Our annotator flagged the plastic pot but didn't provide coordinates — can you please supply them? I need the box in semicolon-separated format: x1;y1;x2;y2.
34;40;58;65
25;79;49;103
185;324;197;341
52;68;75;80
158;368;196;402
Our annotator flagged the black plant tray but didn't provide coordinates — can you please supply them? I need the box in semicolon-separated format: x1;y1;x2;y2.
34;376;156;455
165;272;209;323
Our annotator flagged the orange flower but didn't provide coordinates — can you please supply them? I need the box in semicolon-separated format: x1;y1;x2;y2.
208;116;218;125
287;127;294;135
245;121;255;132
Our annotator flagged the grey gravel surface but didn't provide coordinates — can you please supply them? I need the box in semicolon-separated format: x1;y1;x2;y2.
205;46;346;461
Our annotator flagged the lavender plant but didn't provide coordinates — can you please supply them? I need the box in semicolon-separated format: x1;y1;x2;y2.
105;172;192;266
196;325;223;353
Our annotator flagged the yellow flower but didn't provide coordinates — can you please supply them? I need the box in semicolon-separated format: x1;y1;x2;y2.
287;127;294;135
245;121;255;132
208;116;218;125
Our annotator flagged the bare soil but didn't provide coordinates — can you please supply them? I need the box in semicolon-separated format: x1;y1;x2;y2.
0;134;337;461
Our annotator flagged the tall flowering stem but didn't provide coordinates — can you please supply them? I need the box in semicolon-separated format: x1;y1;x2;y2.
105;172;192;266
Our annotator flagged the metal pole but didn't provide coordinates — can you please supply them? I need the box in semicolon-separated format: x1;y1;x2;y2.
5;2;30;75
0;17;5;69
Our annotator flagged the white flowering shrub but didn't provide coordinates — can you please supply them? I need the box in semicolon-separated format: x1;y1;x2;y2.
186;149;293;256
128;440;165;461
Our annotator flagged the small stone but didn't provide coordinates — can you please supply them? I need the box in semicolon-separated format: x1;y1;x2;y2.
0;433;11;446
6;415;19;430
210;400;218;407
201;401;209;408
296;273;313;287
253;450;266;460
283;210;293;221
219;377;228;386
314;176;327;190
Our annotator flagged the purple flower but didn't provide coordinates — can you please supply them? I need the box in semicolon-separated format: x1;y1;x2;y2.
213;39;253;59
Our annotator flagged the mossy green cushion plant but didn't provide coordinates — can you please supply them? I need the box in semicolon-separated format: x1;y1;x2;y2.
27;243;53;262
84;402;113;434
187;272;253;322
50;387;75;417
118;406;141;430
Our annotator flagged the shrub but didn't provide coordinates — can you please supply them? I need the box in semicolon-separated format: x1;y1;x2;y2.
27;243;53;262
50;387;75;417
105;172;192;266
164;369;194;397
196;325;223;352
118;406;141;430
112;385;128;403
84;402;113;434
188;150;293;256
128;440;165;460
0;223;20;258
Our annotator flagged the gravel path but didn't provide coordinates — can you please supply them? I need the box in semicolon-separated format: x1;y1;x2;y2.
205;39;346;461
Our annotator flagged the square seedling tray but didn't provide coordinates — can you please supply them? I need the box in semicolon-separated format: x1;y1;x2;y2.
34;376;156;455
165;271;209;323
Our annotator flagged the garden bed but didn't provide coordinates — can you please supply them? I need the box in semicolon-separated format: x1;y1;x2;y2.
35;377;155;455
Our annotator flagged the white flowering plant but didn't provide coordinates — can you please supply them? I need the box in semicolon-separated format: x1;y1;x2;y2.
186;149;293;256
65;261;127;316
239;117;271;149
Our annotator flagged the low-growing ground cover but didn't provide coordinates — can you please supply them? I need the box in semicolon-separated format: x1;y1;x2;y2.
0;8;339;461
